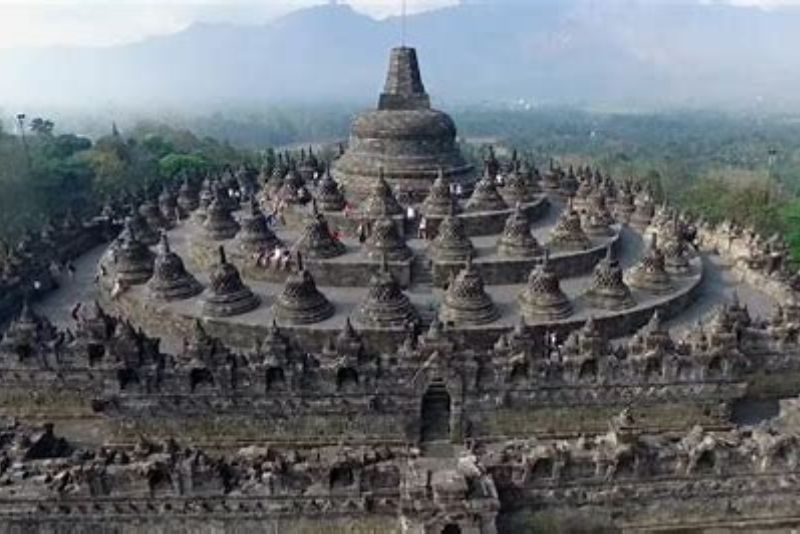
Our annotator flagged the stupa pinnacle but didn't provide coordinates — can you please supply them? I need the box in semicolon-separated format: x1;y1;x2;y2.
333;47;473;199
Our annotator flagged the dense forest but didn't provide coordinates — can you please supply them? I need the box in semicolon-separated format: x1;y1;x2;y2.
2;108;800;260
0;117;249;239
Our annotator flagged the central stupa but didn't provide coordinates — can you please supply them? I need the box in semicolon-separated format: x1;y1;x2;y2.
333;47;474;200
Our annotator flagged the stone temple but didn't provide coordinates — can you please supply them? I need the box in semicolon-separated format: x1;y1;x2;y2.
333;47;473;199
3;46;800;534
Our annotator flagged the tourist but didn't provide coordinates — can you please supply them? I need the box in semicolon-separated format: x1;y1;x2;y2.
406;205;416;222
418;216;428;240
455;183;464;198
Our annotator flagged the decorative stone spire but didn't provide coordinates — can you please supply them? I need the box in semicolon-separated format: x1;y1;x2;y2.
238;199;281;253
201;246;259;317
630;190;655;230
363;207;412;261
547;205;591;252
628;310;674;357
561;316;609;363
627;234;672;294
497;203;543;259
158;185;179;221
315;164;346;212
466;167;508;212
195;178;215;222
519;251;572;321
582;192;615;237
421;168;458;217
202;189;240;241
274;253;334;325
177;177;200;213
584;246;635;311
265;156;288;197
126;211;158;246
500;162;534;205
295;203;346;259
115;219;155;285
147;233;203;301
0;299;57;360
139;197;169;231
560;166;579;197
378;47;430;110
662;216;692;274
278;162;306;204
615;181;636;223
360;169;403;217
356;256;418;328
429;210;474;263
439;256;499;326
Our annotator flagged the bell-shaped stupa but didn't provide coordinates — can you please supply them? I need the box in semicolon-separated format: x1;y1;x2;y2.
333;47;473;199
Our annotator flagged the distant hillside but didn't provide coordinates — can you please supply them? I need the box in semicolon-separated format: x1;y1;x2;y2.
1;1;800;111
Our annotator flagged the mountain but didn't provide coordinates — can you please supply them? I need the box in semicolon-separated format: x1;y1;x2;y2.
1;1;800;112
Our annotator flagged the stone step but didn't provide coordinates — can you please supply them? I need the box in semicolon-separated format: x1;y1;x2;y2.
420;440;456;458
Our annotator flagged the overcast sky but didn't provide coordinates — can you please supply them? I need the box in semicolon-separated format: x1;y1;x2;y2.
0;0;796;49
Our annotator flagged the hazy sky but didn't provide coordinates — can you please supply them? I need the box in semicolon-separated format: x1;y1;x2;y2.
0;0;796;49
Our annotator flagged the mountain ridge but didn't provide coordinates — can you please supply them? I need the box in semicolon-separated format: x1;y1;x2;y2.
1;1;800;111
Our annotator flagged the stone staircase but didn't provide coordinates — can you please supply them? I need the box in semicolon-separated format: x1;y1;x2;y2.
410;254;433;287
409;255;437;326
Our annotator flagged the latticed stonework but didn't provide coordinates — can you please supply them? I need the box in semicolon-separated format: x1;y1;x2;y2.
360;171;403;218
466;170;508;212
158;186;179;222
500;164;535;205
314;166;346;212
584;247;636;311
519;252;573;321
177;177;200;213
127;210;158;246
662;217;693;274
146;234;202;301
202;192;240;241
274;258;334;325
195;178;214;222
439;258;499;326
278;164;306;204
363;212;412;261
631;191;656;230
237;199;280;254
627;235;673;294
548;206;591;251
421;169;458;217
201;246;259;318
615;183;636;222
264;157;287;197
573;177;595;211
560;167;579;196
295;206;346;259
333;47;473;199
356;258;418;328
497;204;543;259
139;198;170;231
429;214;474;262
114;219;154;285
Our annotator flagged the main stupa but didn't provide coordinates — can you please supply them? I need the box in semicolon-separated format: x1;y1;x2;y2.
333;47;474;200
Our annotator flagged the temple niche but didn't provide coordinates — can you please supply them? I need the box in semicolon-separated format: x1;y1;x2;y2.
5;43;800;534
